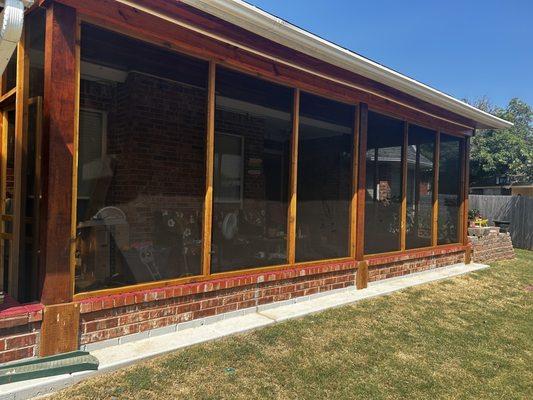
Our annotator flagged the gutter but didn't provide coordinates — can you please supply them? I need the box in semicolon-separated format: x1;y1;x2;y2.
181;0;513;130
0;0;33;76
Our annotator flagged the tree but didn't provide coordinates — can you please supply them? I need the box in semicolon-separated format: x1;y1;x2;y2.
469;98;533;185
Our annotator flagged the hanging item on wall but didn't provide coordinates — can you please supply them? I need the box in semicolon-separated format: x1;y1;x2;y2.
222;212;238;240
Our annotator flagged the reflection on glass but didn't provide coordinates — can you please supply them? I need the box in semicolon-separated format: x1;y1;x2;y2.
75;24;208;293
364;111;404;255
211;67;292;273
4;53;17;94
295;93;354;262
438;134;463;244
406;125;435;249
1;110;15;291
27;9;45;98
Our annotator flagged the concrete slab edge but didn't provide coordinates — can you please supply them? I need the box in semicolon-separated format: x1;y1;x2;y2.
2;262;489;400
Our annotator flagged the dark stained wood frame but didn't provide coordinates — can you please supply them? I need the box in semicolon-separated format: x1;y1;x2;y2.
46;0;475;134
463;136;472;263
10;26;31;300
201;61;216;278
432;132;441;247
400;122;408;251
361;109;466;261
22;0;473;302
287;88;299;265
40;1;78;305
354;104;368;288
355;104;368;261
0;105;15;293
350;105;360;258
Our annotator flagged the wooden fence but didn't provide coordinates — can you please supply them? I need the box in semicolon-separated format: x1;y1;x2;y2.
469;195;533;250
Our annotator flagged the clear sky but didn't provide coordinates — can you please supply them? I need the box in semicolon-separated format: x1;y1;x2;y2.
247;0;533;109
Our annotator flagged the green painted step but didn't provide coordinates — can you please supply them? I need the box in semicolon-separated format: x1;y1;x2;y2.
0;351;99;385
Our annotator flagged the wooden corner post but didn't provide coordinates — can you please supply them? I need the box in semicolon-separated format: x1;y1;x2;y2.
40;1;79;356
287;88;299;265
355;103;368;289
463;135;472;264
201;61;216;277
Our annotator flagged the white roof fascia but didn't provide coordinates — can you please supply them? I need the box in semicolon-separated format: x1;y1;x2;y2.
181;0;513;130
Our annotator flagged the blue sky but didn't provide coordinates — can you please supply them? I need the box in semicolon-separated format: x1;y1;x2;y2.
247;0;533;109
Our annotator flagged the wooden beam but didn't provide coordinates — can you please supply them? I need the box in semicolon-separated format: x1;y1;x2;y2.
350;105;360;258
10;28;31;300
69;17;81;296
463;136;471;243
458;139;465;243
40;302;80;356
400;122;408;251
201;61;216;276
0;87;17;107
431;132;441;247
355;103;368;289
48;0;474;136
287;88;300;264
355;103;368;260
461;136;471;263
30;96;43;299
39;1;77;305
0;109;8;293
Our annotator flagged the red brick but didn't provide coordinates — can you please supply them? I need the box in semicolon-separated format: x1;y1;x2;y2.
0;347;35;364
5;333;36;350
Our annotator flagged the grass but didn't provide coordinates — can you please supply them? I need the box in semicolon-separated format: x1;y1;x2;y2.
53;250;533;400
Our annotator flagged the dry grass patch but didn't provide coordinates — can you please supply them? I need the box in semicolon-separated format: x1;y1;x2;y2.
52;250;533;400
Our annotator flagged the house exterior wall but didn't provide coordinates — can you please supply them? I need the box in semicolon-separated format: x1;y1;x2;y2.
0;306;42;364
78;249;466;349
0;0;497;364
511;187;533;197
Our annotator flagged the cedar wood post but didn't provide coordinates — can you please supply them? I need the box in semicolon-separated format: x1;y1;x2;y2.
39;1;80;356
355;103;368;289
463;136;472;263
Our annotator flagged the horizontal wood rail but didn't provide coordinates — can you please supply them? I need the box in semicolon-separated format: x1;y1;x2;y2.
51;0;475;135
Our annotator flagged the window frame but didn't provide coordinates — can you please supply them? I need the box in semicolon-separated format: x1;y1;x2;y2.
361;108;466;261
70;16;471;301
213;132;244;206
77;107;107;201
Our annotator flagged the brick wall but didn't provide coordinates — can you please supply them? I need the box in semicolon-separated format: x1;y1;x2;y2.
78;249;466;347
368;249;466;282
469;227;515;264
80;73;208;244
79;260;356;345
0;306;42;364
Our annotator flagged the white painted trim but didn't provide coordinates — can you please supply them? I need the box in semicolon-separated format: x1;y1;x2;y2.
181;0;512;130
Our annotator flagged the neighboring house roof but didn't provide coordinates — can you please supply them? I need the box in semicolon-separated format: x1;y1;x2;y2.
367;146;433;167
181;0;513;130
470;175;532;189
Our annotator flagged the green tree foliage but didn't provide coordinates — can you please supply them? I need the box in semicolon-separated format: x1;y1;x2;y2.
469;98;532;185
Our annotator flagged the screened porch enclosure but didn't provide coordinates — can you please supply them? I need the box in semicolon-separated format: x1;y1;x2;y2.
0;9;471;307
69;23;468;297
0;0;504;362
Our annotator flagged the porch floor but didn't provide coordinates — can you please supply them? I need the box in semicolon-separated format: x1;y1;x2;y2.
1;262;488;399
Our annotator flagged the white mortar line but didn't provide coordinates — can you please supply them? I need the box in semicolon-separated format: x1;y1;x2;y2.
0;262;489;400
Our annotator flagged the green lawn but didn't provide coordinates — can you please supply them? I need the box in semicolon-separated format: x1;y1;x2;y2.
54;250;533;400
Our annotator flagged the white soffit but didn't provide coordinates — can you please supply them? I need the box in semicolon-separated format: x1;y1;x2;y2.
180;0;513;130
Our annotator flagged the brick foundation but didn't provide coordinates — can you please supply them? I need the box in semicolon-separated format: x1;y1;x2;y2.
368;249;466;282
0;305;43;364
79;248;467;347
469;227;515;264
0;246;477;362
79;260;357;345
